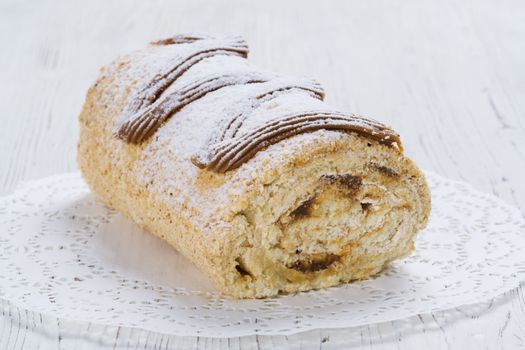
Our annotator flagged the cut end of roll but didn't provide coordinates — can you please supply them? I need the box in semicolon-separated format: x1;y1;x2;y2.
219;134;430;298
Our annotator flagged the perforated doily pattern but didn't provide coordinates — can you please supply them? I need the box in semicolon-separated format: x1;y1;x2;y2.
0;172;524;337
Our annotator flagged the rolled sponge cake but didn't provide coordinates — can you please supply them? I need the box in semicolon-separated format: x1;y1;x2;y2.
77;35;431;298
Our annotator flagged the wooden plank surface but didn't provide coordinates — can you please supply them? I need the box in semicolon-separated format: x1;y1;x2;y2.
1;0;524;348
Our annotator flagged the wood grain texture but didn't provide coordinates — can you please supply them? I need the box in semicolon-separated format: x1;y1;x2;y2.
1;0;524;348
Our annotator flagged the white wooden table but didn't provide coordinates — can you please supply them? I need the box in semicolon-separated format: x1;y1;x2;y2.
1;0;524;348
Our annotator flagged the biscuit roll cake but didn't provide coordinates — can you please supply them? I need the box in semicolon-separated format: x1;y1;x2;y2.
78;34;431;298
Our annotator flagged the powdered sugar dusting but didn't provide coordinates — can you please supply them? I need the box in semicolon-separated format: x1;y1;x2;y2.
96;35;401;232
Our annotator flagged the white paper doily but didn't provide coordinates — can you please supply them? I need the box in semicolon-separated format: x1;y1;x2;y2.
0;171;524;337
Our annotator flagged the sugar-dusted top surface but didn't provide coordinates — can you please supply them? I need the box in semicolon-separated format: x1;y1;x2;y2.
96;36;401;233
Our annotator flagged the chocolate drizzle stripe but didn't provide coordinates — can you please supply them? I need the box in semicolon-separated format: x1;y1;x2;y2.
215;81;325;143
150;34;247;47
229;85;324;139
206;111;390;162
226;120;395;171
193;112;401;172
117;73;270;143
256;84;324;101
150;34;212;46
127;41;249;114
